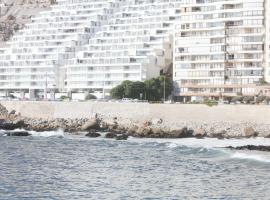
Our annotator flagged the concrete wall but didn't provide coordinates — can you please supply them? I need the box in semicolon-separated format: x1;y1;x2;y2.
1;101;270;124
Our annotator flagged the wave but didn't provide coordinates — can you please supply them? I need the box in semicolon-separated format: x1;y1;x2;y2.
28;129;65;137
0;129;65;137
129;137;270;149
231;152;270;163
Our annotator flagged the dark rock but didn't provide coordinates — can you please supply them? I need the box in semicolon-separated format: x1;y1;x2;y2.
85;131;101;138
9;110;16;115
209;129;226;139
115;134;128;140
226;145;270;152
169;127;191;138
0;121;17;130
105;132;117;139
5;131;30;136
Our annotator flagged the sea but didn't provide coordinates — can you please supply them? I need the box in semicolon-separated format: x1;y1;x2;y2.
0;130;270;200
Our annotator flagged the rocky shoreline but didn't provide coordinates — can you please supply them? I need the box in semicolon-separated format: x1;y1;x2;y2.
1;103;270;140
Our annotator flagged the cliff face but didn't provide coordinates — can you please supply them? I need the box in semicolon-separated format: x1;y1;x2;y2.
0;0;53;46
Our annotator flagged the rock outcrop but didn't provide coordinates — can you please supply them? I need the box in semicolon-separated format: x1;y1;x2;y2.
0;0;53;45
226;145;270;152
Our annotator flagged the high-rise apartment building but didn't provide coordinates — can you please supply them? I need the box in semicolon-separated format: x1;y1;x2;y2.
174;0;269;101
0;0;269;100
0;0;182;98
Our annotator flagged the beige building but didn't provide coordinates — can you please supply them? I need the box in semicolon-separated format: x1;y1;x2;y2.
174;0;270;101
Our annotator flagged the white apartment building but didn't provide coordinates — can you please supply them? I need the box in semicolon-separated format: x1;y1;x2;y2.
65;0;182;94
174;0;270;101
0;0;183;99
0;0;127;98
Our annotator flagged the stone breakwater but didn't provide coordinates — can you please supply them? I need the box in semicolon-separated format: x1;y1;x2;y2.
1;102;270;139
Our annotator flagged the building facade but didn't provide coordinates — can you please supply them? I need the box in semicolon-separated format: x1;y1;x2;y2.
0;0;182;99
174;0;269;101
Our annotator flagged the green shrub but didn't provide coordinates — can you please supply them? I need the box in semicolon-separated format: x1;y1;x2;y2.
231;96;244;103
85;94;97;100
204;100;218;107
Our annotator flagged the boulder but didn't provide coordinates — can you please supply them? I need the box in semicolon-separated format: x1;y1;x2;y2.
85;131;101;138
105;132;117;139
81;119;99;131
150;127;165;138
5;131;30;136
193;128;206;138
9;110;16;116
127;125;138;134
0;121;17;130
169;127;190;138
226;145;270;152
115;134;128;140
243;127;257;138
135;126;152;137
209;129;226;139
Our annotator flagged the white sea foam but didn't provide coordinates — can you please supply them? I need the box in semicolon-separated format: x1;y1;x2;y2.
129;137;270;148
28;129;65;137
231;152;270;163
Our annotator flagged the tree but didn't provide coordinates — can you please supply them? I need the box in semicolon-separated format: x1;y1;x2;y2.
125;81;145;99
110;84;125;99
85;94;97;100
158;76;173;101
110;76;173;101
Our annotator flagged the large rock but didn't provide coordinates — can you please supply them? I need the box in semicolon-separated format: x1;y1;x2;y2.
5;131;30;136
127;125;138;134
135;127;152;137
193;128;206;138
0;121;19;130
226;145;270;152
81;119;99;131
243;127;257;138
85;131;101;138
209;129;226;139
105;132;117;139
169;127;190;138
115;134;128;140
150;127;165;138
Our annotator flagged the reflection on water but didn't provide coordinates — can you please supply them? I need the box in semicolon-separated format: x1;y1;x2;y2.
0;134;269;199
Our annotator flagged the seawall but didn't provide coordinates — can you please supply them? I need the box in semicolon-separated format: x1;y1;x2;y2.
1;101;270;123
1;101;270;138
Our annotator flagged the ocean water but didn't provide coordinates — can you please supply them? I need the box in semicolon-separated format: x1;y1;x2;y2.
0;131;270;199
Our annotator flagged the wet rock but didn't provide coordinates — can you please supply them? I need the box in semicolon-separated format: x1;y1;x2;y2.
0;121;17;130
81;119;99;131
243;127;257;138
105;132;117;139
193;128;206;138
226;145;270;152
5;131;30;136
115;134;128;140
85;131;101;138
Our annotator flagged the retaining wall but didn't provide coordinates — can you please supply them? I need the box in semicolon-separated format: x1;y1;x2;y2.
1;101;270;124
